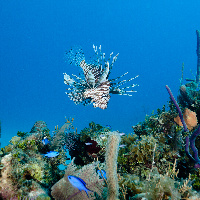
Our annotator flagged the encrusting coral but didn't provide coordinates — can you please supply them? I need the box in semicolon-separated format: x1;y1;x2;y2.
174;108;198;131
0;153;18;199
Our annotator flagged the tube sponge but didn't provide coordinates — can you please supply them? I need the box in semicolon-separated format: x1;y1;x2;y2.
105;131;121;200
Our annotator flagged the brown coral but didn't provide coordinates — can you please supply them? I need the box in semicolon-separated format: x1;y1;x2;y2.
0;154;18;199
174;108;198;131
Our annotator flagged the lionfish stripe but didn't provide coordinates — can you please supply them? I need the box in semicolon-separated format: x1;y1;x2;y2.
64;45;138;109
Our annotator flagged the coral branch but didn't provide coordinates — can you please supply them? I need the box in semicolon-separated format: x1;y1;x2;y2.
166;85;200;168
165;85;188;132
105;131;121;200
189;126;200;167
196;30;200;83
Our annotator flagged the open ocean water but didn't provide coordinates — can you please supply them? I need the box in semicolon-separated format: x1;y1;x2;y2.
1;0;200;148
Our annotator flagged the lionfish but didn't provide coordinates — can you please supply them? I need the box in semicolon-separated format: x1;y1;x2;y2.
64;45;138;109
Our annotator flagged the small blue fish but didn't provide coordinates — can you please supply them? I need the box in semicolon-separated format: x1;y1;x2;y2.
85;142;92;145
119;144;126;148
100;134;106;139
44;151;59;158
97;169;107;180
68;175;92;197
106;125;112;129
42;137;50;145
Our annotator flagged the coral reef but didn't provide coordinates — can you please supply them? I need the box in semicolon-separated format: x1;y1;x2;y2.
1;107;200;200
0;121;69;199
2;88;200;200
4;34;200;199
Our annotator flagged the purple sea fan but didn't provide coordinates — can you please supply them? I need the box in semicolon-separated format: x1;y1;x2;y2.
64;45;139;109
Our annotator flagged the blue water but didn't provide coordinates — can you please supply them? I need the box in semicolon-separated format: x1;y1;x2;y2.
1;0;200;148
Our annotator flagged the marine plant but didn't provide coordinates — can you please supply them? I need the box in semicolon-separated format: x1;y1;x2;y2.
17;131;28;138
51;119;74;152
142;166;182;199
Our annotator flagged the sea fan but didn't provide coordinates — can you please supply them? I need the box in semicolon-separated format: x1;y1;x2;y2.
64;45;138;109
51;158;104;200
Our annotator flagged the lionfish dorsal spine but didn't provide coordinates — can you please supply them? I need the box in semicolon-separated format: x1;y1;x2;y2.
80;60;96;88
108;53;119;76
97;61;109;85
